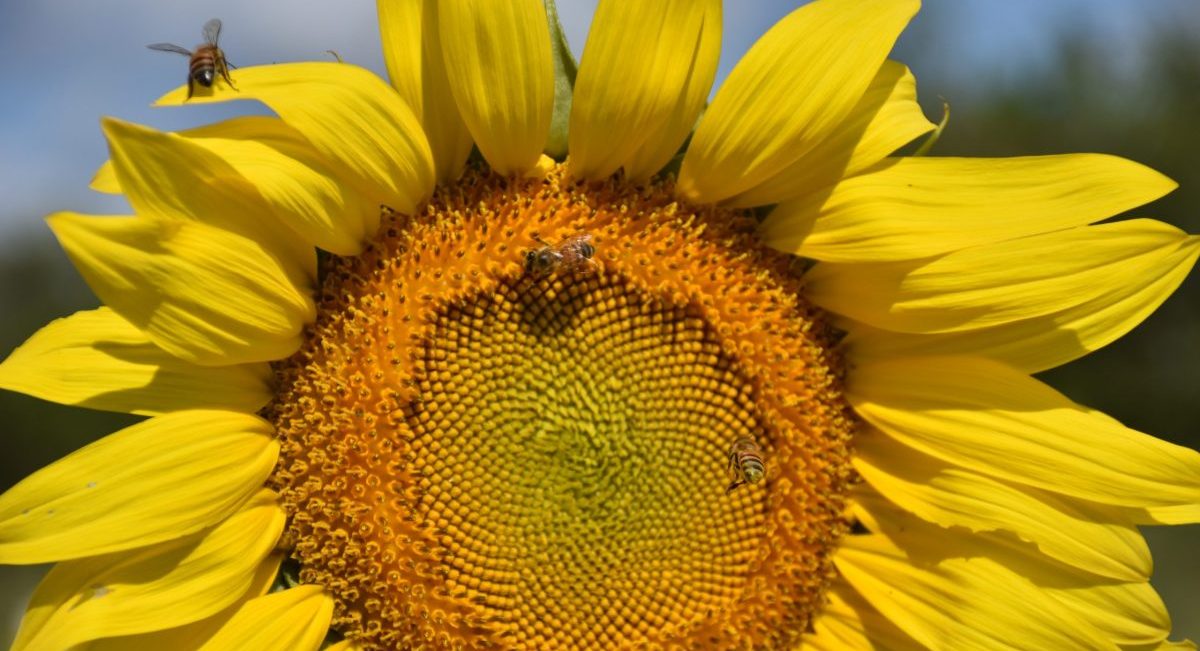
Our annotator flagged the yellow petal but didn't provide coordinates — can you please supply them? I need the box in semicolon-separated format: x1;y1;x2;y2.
11;491;283;651
196;585;334;651
84;552;283;651
854;430;1151;581
728;61;933;208
848;356;1200;509
835;534;1117;651
1049;581;1170;646
48;212;315;366
855;489;1169;649
568;0;721;181
378;0;473;183
155;63;434;216
0;410;278;564
90;159;120;194
101;117;314;283
0;307;271;416
806;582;926;651
1155;641;1198;651
190;117;381;255
764;154;1176;262
97;116;378;255
676;0;918;205
842;231;1200;372
438;0;554;175
1129;503;1200;525
807;219;1197;334
377;0;422;111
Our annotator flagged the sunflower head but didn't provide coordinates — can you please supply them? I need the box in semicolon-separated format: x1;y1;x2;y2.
264;165;857;648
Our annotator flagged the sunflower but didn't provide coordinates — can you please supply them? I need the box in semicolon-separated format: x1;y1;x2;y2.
2;0;1199;649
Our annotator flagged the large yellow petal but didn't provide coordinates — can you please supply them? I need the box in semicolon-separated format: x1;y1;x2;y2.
438;0;554;175
764;154;1176;262
805;582;926;651
377;0;422;118
48;212;315;366
807;219;1197;334
155;63;435;216
96;116;378;255
11;491;283;651
855;489;1170;648
1048;581;1171;647
848;356;1200;509
568;0;720;182
728;61;933;208
0;307;271;416
854;430;1150;581
0;410;278;564
676;0;918;205
101;118;313;284
378;0;473;183
84;552;283;651
841;231;1200;372
196;585;333;651
835;534;1117;651
185;120;373;255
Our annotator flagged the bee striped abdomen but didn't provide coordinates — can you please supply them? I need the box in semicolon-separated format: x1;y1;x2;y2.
726;437;766;493
190;46;218;86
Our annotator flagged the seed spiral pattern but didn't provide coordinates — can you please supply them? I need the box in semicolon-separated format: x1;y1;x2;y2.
265;166;857;649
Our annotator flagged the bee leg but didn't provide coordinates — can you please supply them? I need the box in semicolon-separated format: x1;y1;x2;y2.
725;479;744;495
186;76;195;101
219;60;237;90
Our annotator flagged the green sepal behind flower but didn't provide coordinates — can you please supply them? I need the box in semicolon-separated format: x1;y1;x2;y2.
543;0;578;160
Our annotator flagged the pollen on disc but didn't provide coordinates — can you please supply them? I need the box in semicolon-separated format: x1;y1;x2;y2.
264;165;856;650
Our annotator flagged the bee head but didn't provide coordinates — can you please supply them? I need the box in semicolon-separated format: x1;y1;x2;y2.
524;250;540;274
195;69;215;86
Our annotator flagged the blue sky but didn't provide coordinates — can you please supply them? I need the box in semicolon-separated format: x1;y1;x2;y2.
1;0;1197;241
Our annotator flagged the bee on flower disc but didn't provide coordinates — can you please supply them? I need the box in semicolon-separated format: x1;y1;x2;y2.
726;437;766;494
524;233;599;277
148;18;236;100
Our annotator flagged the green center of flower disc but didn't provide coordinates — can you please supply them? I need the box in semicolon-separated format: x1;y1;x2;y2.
265;166;856;649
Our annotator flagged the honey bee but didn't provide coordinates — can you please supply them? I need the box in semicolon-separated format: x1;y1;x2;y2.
148;18;236;100
726;437;766;494
524;234;598;277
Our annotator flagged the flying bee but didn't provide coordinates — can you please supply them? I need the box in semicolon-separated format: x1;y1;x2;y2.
726;437;766;494
524;233;598;277
148;18;236;100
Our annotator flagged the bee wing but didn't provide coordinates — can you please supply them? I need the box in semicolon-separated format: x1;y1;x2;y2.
202;18;223;46
147;43;193;56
